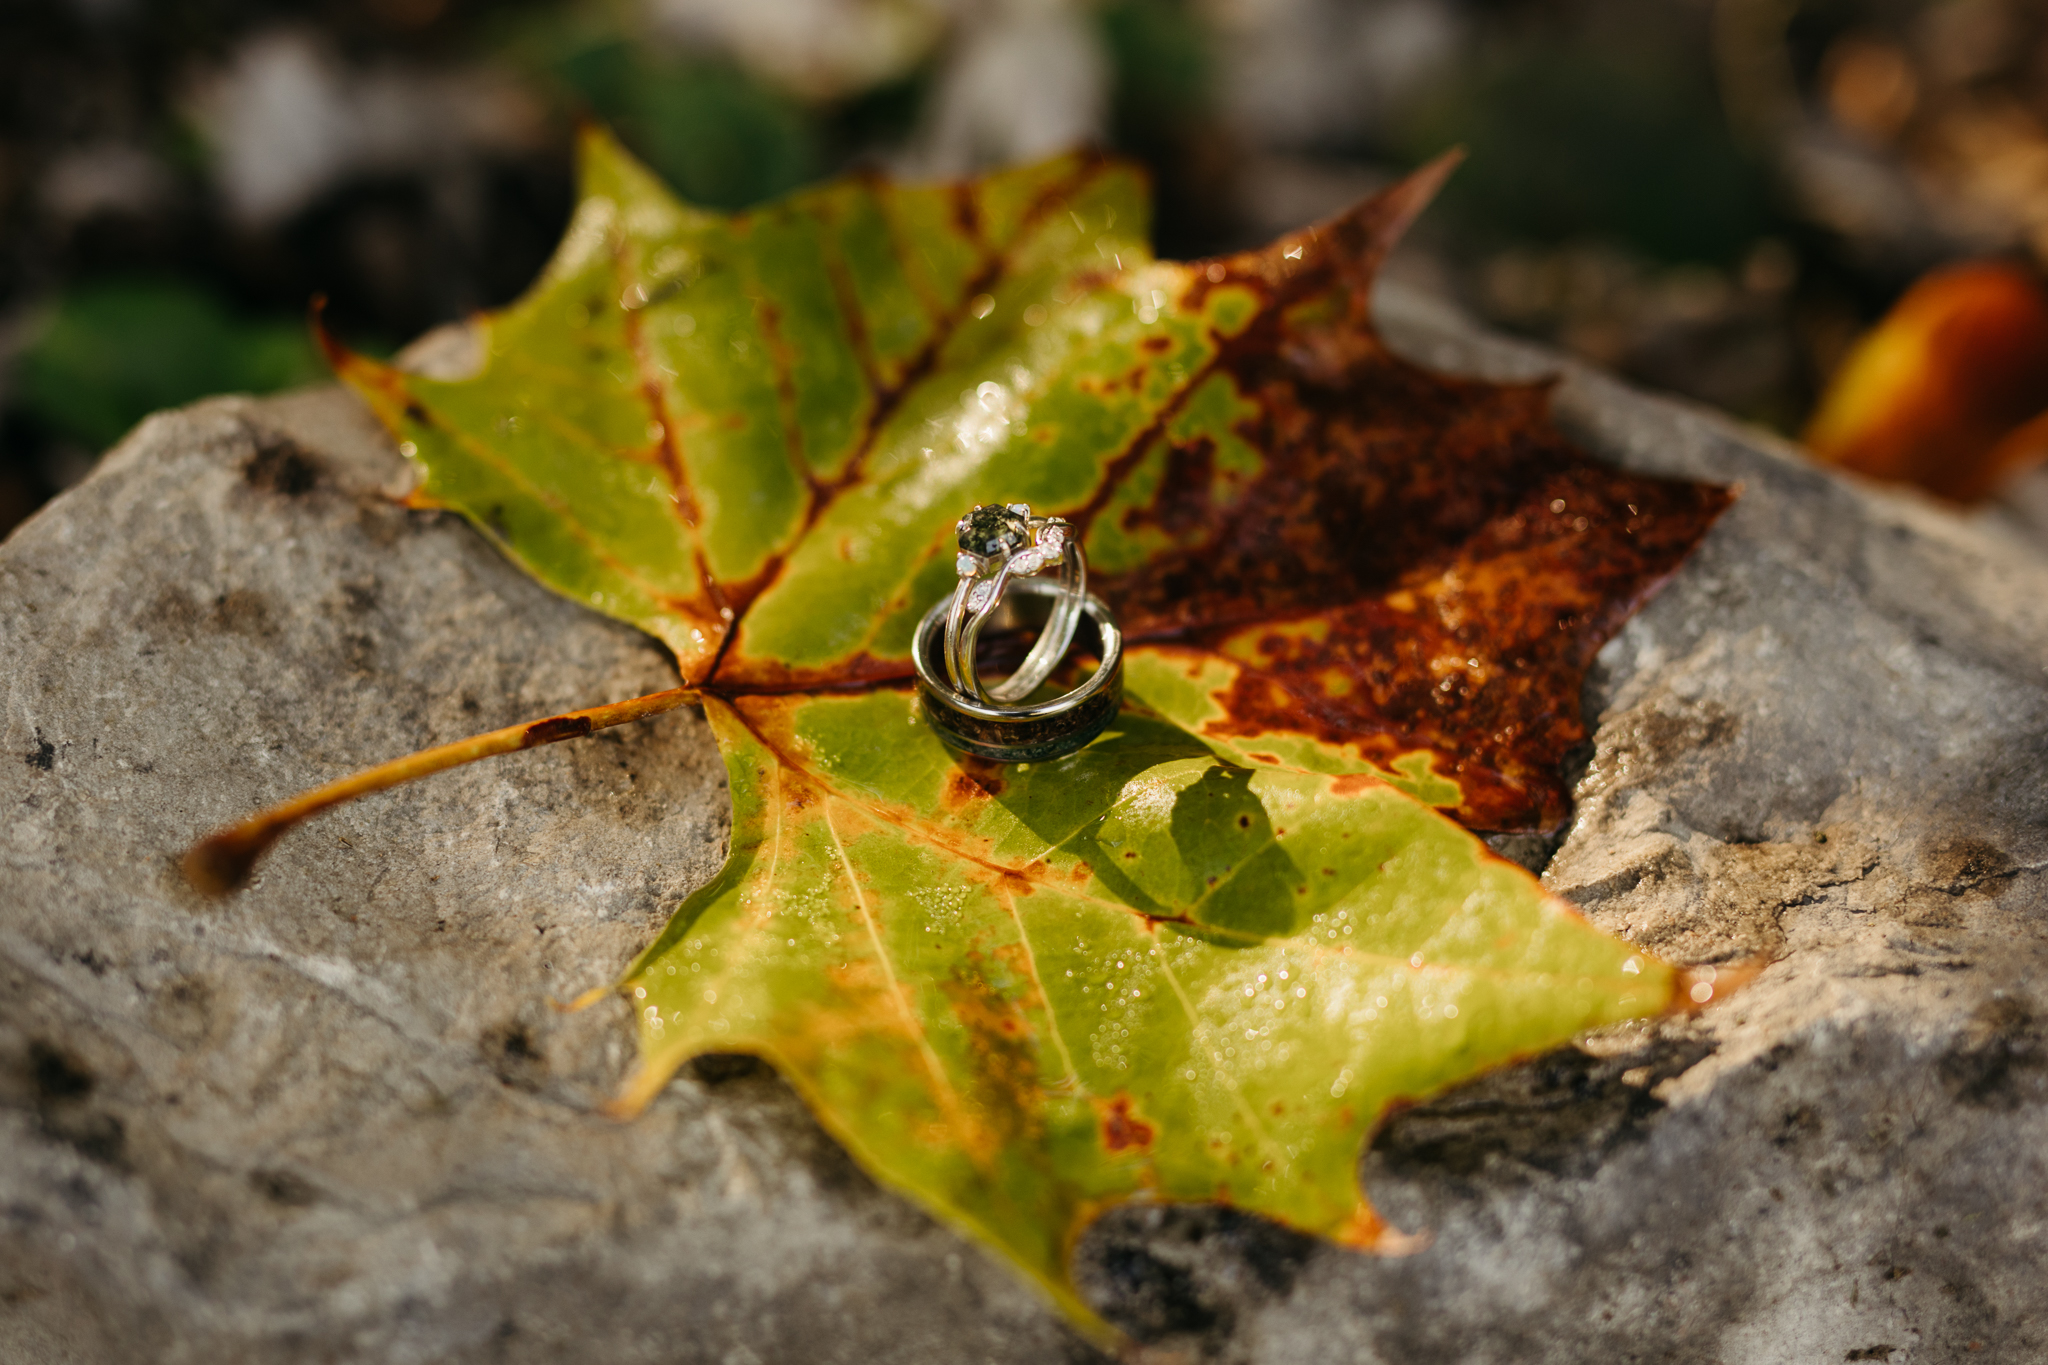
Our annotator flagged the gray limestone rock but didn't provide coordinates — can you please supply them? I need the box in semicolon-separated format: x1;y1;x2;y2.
3;289;2044;1364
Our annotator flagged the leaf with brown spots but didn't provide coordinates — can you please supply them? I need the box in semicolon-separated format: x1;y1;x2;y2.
206;130;1732;1338
602;690;1704;1331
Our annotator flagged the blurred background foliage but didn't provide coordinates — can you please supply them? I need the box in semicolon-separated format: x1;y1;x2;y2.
18;277;328;451
550;42;823;208
2;0;2047;534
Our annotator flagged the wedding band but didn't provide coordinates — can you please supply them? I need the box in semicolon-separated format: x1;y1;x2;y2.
946;503;1085;706
915;577;1122;763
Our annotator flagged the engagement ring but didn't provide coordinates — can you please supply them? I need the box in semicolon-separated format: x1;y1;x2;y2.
946;503;1083;705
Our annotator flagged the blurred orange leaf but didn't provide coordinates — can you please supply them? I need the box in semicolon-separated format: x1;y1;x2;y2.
1804;260;2048;502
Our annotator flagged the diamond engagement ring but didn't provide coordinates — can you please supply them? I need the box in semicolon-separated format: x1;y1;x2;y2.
946;503;1084;705
915;502;1122;763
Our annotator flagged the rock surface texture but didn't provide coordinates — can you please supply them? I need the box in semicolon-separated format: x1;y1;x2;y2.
3;289;2045;1365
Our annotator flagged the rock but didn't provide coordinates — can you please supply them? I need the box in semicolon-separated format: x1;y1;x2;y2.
3;288;2045;1364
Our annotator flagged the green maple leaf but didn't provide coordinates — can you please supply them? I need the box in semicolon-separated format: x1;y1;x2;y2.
209;130;1732;1336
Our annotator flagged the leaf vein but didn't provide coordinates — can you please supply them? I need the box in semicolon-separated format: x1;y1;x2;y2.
996;885;1082;1090
819;793;973;1144
1151;949;1284;1162
434;420;707;628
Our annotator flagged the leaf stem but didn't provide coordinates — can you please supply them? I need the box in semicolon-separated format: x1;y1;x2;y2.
183;686;700;895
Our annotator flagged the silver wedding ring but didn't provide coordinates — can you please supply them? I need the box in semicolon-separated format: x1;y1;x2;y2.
915;503;1121;763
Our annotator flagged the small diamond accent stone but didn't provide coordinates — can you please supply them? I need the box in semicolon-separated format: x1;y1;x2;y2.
955;552;979;576
1037;524;1065;553
1009;549;1047;575
966;579;997;611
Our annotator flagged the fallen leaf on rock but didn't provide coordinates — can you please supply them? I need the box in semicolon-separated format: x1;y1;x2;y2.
194;129;1733;1336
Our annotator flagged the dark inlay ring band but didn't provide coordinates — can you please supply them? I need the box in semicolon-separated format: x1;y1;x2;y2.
914;577;1122;764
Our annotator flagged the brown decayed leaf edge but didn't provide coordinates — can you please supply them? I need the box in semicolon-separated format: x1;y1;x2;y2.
1085;169;1735;831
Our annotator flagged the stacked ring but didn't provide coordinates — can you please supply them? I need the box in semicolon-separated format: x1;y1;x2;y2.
915;503;1122;763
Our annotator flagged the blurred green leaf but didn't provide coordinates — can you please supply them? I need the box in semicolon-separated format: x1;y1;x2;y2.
1100;0;1230;257
17;279;326;451
551;40;819;210
1102;0;1214;126
1402;41;1776;266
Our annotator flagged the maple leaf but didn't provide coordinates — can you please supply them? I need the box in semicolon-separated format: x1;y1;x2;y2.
191;130;1732;1336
